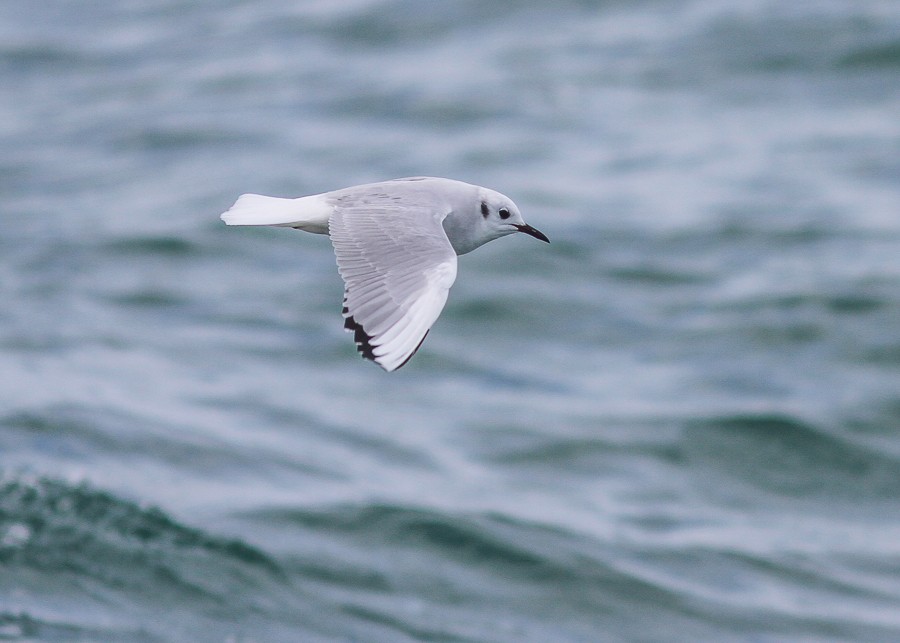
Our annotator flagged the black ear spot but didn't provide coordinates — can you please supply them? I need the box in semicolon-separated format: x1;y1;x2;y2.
481;201;489;218
498;207;510;220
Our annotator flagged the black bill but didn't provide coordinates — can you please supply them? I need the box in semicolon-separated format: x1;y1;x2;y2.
514;223;550;243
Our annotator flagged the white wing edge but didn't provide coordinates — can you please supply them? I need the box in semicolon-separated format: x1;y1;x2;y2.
342;258;457;372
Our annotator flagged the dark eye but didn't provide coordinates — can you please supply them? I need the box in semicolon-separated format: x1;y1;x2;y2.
498;207;510;220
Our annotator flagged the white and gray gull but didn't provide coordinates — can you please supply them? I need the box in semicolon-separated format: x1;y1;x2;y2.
220;177;549;371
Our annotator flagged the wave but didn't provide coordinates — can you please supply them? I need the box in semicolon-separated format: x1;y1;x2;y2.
0;611;157;643
0;475;290;641
0;474;280;577
683;412;900;499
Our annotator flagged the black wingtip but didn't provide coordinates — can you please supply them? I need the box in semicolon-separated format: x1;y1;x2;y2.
342;305;429;371
343;310;378;363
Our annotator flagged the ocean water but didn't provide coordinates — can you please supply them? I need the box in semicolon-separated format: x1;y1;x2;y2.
2;1;900;641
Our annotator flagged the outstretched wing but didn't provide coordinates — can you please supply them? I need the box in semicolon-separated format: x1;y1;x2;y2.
328;193;458;372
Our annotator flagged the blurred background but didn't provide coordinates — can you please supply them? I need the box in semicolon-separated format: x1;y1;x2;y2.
2;1;899;641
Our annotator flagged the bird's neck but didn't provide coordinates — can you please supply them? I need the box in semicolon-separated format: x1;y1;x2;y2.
442;212;486;255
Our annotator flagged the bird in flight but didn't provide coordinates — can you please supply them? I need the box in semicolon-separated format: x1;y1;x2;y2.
221;177;549;371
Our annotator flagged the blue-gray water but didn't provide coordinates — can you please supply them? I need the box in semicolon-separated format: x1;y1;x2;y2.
2;1;900;641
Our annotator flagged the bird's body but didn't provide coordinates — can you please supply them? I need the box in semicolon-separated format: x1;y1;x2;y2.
221;177;548;371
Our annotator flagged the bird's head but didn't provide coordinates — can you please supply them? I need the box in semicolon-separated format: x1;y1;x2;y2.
445;188;549;255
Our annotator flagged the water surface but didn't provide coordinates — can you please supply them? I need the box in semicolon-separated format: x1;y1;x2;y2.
2;1;899;641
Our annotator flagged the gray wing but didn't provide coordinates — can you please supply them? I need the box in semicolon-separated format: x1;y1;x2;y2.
329;195;458;372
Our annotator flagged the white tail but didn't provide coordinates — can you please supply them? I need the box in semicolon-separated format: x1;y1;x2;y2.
220;193;332;233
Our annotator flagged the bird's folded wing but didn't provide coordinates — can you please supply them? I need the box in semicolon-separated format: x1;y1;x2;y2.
329;198;458;372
